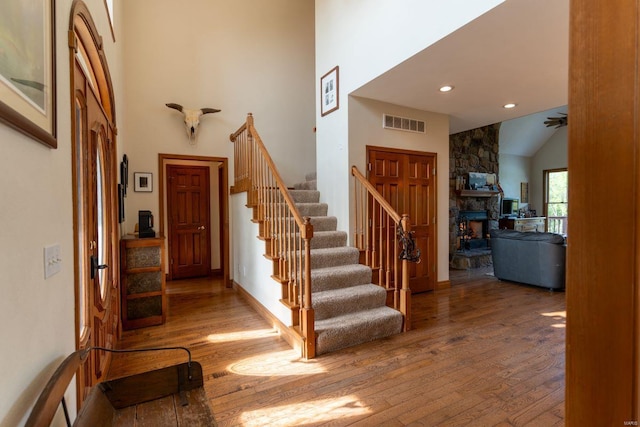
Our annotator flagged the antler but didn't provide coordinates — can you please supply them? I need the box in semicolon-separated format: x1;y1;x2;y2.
201;108;221;115
165;103;184;112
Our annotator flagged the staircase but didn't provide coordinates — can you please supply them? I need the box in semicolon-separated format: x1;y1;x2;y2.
230;114;410;358
290;173;403;355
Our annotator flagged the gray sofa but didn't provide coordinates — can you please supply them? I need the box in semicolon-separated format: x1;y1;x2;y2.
490;229;566;290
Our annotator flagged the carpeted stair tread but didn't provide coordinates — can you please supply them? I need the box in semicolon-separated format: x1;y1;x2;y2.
294;180;317;190
289;189;320;204
293;202;328;217
305;172;317;182
310;247;360;269
311;264;373;292
313;284;387;321
308;216;338;232
315;306;403;355
308;231;347;249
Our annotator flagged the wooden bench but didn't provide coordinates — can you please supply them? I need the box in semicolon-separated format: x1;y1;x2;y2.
25;348;216;426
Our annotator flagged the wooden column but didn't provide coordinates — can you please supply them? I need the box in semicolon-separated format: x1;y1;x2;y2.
566;0;640;424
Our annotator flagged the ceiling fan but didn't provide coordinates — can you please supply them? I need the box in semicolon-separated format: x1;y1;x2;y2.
544;112;568;128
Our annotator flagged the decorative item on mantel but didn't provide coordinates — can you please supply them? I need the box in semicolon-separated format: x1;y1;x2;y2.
455;172;500;197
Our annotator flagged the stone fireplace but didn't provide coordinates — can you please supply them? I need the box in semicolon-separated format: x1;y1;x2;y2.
449;124;501;256
458;210;490;250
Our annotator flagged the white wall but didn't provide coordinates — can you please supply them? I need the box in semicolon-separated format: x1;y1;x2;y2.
531;127;568;214
231;194;291;325
499;153;532;209
120;0;316;237
349;97;450;282
314;0;505;276
0;0;123;425
498;127;568;217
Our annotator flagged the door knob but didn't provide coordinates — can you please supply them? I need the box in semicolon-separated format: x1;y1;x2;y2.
198;226;205;230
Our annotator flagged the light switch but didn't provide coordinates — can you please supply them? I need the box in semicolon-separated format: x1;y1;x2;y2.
44;244;61;279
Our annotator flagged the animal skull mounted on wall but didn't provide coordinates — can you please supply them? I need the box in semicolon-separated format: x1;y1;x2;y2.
165;103;221;144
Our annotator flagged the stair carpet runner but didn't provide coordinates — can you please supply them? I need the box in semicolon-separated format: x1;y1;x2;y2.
288;173;403;355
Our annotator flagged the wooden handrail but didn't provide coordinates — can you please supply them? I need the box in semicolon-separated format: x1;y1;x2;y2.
246;123;310;235
351;166;402;224
230;114;315;358
351;165;413;331
229;122;247;143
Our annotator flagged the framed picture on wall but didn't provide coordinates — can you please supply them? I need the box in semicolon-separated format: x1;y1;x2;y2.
320;66;339;116
134;172;153;192
0;0;57;148
521;182;529;203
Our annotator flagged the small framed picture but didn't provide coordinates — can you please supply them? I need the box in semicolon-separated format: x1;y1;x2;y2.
521;182;529;203
320;66;339;117
134;172;153;192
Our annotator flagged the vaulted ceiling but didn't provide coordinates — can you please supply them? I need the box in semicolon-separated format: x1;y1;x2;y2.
351;0;569;156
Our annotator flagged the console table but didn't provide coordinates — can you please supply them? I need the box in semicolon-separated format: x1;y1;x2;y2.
120;236;166;330
498;217;546;233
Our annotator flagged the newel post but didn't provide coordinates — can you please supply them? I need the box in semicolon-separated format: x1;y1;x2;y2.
400;214;412;332
301;217;315;358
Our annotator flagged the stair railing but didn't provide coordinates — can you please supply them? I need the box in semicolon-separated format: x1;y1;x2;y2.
230;113;315;359
352;166;414;331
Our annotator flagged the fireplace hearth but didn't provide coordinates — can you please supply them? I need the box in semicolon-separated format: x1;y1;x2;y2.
458;210;490;250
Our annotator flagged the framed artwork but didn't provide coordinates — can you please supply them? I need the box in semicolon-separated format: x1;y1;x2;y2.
320;66;339;117
134;172;153;192
0;0;57;148
521;182;529;204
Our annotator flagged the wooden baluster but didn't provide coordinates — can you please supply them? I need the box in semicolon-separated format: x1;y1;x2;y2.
378;204;384;288
371;199;377;272
385;213;391;290
365;192;371;266
393;222;399;309
400;215;412;331
354;178;360;250
289;210;296;310
301;217;315;359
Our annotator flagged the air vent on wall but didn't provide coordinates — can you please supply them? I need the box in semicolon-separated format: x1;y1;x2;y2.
383;114;426;134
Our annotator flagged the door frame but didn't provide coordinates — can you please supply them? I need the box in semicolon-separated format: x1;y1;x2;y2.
69;0;119;406
366;145;438;293
158;154;230;286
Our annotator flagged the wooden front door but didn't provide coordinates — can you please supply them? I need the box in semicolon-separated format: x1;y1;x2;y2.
168;165;211;279
368;147;437;293
73;46;118;401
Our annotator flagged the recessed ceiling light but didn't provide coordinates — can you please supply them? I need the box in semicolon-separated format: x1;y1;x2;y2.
439;85;454;92
503;103;517;109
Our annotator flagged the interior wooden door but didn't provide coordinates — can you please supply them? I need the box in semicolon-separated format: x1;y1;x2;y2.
168;165;211;279
368;148;437;293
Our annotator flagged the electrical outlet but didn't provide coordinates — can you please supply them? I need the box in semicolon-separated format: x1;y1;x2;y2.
44;244;61;279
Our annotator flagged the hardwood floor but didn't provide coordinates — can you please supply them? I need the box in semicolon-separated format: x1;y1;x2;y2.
108;269;566;426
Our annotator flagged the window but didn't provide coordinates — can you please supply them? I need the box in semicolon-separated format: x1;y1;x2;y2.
544;168;568;235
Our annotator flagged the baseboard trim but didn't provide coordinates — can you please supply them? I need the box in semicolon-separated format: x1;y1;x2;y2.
232;281;302;354
437;280;451;290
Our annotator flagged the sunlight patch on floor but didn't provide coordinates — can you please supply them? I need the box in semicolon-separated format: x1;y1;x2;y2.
541;310;566;328
228;350;326;376
240;395;371;426
207;328;278;343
